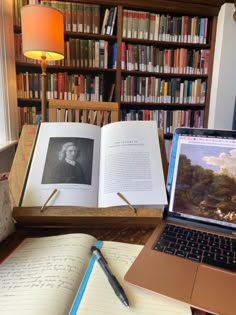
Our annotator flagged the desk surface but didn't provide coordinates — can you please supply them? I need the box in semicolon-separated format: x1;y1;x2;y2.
0;225;155;261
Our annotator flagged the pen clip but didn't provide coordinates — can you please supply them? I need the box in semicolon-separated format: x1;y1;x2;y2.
116;192;137;215
91;246;107;264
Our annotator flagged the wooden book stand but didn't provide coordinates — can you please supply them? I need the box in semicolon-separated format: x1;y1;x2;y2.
10;125;167;228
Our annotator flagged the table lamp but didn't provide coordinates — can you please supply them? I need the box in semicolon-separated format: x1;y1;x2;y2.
21;5;64;122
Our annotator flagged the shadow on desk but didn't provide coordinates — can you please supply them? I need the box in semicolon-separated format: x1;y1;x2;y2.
192;308;215;315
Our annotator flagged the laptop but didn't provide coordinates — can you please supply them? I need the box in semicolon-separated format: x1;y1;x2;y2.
125;127;236;315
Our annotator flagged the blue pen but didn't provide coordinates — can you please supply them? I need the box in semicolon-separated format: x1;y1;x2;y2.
91;246;129;307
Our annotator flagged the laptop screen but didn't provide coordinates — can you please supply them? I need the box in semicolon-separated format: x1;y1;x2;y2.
167;128;236;231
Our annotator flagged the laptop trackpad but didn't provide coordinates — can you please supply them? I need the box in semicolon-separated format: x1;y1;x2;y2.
191;265;236;315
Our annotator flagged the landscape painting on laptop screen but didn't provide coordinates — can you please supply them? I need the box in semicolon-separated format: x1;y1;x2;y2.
169;134;236;229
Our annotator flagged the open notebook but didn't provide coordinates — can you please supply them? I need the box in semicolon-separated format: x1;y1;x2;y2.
125;127;236;315
0;233;191;315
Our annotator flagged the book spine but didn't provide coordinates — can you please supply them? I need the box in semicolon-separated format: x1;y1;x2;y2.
91;4;100;34
58;72;65;100
111;42;117;69
101;8;110;35
71;3;78;32
106;7;115;35
122;9;128;37
110;6;117;35
77;3;84;33
64;2;72;32
83;4;91;33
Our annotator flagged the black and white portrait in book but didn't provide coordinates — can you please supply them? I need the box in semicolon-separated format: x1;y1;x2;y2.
41;137;94;185
20;123;101;207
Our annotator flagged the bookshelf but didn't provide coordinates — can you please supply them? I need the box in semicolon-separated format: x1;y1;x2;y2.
13;0;219;139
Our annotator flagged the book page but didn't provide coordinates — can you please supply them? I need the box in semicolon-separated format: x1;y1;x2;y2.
0;234;96;315
77;241;191;315
21;122;101;207
98;121;167;207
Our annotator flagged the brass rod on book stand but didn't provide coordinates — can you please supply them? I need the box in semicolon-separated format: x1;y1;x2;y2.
117;192;137;215
41;188;59;212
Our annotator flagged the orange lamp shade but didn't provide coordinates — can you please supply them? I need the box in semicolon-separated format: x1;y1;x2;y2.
21;5;64;61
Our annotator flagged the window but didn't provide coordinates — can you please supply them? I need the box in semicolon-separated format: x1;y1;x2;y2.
0;0;18;149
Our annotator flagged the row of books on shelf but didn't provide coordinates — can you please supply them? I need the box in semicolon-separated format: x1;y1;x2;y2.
62;38;112;68
18;105;203;133
122;43;210;75
121;76;207;104
56;108;114;126
14;2;209;44
122;9;209;44
15;34;112;69
16;32;209;74
121;108;204;134
18;106;113;130
18;106;41;130
17;71;207;105
17;72;108;102
14;1;117;36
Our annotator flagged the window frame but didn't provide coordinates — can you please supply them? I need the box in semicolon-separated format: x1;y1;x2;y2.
0;0;19;149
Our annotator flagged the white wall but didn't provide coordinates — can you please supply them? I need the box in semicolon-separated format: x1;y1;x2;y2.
208;3;236;129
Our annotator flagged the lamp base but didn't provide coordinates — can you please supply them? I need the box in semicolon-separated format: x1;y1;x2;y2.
41;56;47;122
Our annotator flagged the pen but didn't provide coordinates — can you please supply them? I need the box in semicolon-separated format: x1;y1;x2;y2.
91;246;129;307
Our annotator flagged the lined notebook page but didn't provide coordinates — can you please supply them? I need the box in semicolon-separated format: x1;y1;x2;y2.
77;242;192;315
0;234;96;315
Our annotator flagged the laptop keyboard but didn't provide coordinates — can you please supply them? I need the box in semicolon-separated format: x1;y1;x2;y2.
153;224;236;272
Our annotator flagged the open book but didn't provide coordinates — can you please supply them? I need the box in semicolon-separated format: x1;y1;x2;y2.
0;233;192;315
20;121;167;208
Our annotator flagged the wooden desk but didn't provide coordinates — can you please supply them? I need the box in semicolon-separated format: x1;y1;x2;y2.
0;225;156;261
